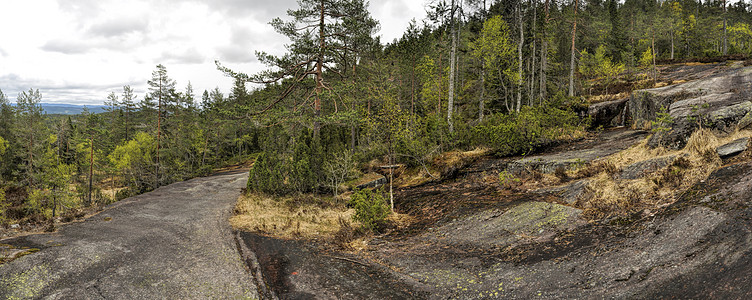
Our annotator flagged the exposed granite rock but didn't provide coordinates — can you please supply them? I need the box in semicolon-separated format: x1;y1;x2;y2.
533;179;589;205
737;111;752;130
634;66;752;149
355;174;387;190
618;155;676;180
426;201;585;248
717;137;750;159
588;98;629;128
506;130;649;175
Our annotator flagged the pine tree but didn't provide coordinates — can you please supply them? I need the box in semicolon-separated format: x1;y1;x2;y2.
15;89;46;187
146;64;177;187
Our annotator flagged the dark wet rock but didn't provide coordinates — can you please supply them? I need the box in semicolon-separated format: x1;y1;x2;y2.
634;66;752;149
506;130;649;175
533;179;589;205
238;232;425;299
737;111;752;130
717;137;750;159
355;175;387;190
425;202;585;249
618;155;676;179
588;98;628;128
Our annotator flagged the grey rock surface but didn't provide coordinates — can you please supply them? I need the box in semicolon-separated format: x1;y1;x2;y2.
631;66;752;149
355;175;387;190
588;98;629;128
372;161;752;299
618;155;676;179
506;129;648;175
0;170;258;299
717;137;750;158
533;179;589;205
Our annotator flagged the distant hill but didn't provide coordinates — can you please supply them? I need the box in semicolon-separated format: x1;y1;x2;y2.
10;103;108;115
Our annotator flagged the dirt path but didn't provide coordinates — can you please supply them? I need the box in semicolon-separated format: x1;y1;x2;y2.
0;170;258;299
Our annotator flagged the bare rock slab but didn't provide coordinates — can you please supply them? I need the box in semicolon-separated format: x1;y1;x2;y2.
588;98;628;128
354;174;387;190
630;66;752;149
618;155;677;180
717;137;750;159
432;202;584;248
533;179;589;205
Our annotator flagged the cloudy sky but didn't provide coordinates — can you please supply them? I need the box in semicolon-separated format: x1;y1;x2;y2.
0;0;428;106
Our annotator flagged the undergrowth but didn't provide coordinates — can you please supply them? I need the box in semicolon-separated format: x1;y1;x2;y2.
230;193;354;239
575;128;749;219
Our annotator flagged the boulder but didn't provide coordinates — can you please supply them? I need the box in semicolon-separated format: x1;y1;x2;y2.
618;155;676;180
588;98;629;128
737;111;752;130
533;179;589;205
633;66;752;149
354;174;387;190
505;130;649;175
716;137;750;159
430;201;585;248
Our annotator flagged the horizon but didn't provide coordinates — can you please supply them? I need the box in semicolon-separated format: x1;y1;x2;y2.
0;0;428;106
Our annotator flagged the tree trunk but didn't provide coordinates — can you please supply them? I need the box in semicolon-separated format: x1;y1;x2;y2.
569;0;578;97
670;30;675;60
88;136;94;206
723;0;728;55
517;2;524;112
530;0;537;104
156;78;162;188
314;0;325;137
447;0;457;133
652;33;657;85
411;52;416;121
540;0;549;103
479;68;485;122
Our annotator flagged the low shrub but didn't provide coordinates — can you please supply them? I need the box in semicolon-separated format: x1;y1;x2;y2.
348;188;390;232
472;106;584;156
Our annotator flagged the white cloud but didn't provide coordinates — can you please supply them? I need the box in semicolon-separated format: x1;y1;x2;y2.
0;0;428;105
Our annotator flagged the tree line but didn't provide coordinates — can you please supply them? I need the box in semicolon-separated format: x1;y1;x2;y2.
0;65;262;224
2;0;751;225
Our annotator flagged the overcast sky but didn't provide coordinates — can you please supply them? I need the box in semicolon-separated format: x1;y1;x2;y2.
0;0;428;106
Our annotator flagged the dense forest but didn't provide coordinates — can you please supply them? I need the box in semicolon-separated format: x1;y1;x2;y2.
1;0;751;226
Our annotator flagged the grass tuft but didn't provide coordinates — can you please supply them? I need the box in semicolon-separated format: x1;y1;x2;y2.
230;193;354;239
575;129;752;219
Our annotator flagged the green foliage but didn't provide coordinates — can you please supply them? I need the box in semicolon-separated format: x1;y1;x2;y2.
580;45;625;79
291;133;315;194
729;22;752;54
349;188;390;232
108;132;156;193
651;106;674;146
0;188;7;224
247;151;287;195
639;48;654;68
498;171;520;190
25;189;48;218
0;136;7;155
473;106;583;156
470;15;518;95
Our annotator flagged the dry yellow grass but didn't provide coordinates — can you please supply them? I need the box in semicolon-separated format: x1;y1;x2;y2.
576;129;752;218
587;92;630;104
434;147;490;167
229;193;355;239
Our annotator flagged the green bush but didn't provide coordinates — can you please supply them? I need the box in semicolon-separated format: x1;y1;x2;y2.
0;188;7;224
247;151;287;195
349;188;390;231
473;106;583;156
